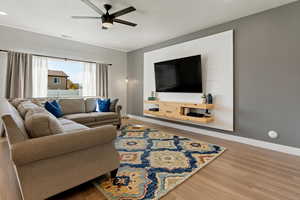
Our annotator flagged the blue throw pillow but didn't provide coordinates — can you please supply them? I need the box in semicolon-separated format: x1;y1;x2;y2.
45;100;63;118
98;99;110;112
52;100;62;110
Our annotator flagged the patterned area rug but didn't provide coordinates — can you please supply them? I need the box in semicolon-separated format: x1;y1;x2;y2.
94;125;226;200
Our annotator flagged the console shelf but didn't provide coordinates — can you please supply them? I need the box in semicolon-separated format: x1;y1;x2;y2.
144;100;214;124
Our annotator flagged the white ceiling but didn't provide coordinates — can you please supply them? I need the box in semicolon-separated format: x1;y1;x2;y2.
0;0;296;52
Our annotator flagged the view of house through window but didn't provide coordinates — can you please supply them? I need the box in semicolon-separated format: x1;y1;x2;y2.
47;59;84;98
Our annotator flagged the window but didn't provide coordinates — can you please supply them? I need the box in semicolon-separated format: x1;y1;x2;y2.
32;56;107;98
47;59;84;98
53;77;61;84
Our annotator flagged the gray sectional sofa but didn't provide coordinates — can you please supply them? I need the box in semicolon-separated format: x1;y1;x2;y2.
56;98;122;128
0;98;122;200
18;97;122;128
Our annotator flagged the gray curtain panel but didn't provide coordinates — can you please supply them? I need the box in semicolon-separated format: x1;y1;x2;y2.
96;63;109;98
6;51;33;98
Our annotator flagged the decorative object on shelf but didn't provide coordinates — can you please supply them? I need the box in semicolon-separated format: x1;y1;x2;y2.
147;97;156;101
205;94;213;114
148;91;157;101
151;91;156;97
201;94;207;104
207;93;213;104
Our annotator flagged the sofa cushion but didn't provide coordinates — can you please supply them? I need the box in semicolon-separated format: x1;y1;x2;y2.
11;98;29;108
109;98;119;112
58;118;74;125
45;101;63;118
58;99;85;115
98;99;110;112
62;122;89;133
85;98;97;113
6;102;29;140
58;118;89;132
17;101;40;119
90;112;118;121
24;108;64;138
63;113;96;124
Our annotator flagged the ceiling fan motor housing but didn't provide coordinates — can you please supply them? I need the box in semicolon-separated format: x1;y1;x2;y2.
102;4;113;25
102;14;114;24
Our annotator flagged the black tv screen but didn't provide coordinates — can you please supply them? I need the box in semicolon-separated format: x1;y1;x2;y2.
154;55;202;93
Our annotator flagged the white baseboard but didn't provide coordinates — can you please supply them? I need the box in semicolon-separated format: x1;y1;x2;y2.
127;114;300;157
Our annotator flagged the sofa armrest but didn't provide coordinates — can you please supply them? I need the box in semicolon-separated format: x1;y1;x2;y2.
11;125;117;166
116;105;122;115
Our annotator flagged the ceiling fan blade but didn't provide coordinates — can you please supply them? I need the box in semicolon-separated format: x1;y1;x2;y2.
81;0;104;15
111;6;136;18
114;19;137;27
102;26;108;30
72;16;102;19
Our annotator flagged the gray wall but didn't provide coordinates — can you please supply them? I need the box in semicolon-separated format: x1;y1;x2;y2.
0;25;127;114
127;1;300;148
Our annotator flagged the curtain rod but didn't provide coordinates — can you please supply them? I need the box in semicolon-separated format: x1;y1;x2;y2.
0;49;112;66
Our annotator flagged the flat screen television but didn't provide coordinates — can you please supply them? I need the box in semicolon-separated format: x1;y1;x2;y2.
154;55;202;93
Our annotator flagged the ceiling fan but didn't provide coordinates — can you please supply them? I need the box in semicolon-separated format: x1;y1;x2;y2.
72;0;137;29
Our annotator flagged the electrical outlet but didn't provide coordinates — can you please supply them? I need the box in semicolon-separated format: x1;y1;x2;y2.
268;130;279;139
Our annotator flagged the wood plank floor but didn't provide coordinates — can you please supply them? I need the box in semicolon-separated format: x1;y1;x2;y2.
1;118;300;200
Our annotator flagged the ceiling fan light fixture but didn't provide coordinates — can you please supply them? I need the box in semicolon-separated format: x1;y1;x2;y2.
102;21;113;28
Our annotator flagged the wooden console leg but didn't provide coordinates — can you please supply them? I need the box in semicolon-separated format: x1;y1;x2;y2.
111;168;118;178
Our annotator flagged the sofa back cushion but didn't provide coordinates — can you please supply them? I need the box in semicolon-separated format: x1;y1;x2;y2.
17;101;40;119
109;98;119;112
11;98;30;108
2;101;30;142
85;98;97;113
58;99;85;115
24;108;64;138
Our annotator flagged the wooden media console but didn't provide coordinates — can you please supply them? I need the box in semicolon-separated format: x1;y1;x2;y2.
144;100;214;124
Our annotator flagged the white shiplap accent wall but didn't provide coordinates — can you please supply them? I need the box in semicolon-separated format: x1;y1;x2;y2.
143;30;234;131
